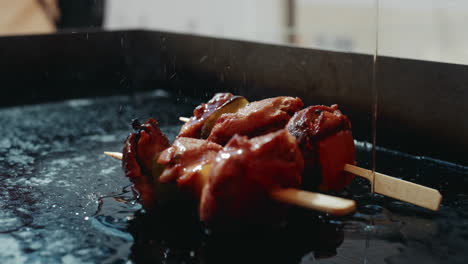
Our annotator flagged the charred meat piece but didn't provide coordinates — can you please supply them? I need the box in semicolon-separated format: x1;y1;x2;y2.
178;93;248;139
122;118;170;209
158;137;223;199
207;96;304;145
287;105;355;191
200;129;304;223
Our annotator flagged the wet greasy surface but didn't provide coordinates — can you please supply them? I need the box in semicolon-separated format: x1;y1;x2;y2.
1;91;467;263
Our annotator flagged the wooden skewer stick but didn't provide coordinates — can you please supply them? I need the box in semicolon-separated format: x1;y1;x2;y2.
104;151;123;160
178;116;443;211
343;164;442;211
104;151;356;216
179;117;190;122
270;188;356;215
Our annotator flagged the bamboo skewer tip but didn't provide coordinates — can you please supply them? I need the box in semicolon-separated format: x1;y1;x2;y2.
179;117;190;122
104;151;123;160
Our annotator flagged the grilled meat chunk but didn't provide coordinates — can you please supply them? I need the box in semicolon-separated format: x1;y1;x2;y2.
200;129;304;223
207;96;304;145
158;137;223;199
122;118;171;209
287;105;355;191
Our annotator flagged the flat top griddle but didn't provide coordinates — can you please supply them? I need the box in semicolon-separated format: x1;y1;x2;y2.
1;90;467;263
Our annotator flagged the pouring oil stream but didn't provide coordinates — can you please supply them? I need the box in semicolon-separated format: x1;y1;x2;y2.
365;1;379;263
371;0;380;195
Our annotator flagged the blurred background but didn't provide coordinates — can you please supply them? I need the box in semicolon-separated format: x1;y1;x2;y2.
1;0;468;64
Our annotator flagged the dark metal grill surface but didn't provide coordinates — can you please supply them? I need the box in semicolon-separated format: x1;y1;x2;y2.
1;91;467;263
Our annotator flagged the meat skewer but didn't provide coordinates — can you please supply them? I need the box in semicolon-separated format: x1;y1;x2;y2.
104;151;356;215
113;95;360;222
176;94;441;211
179;114;442;211
109;93;441;225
